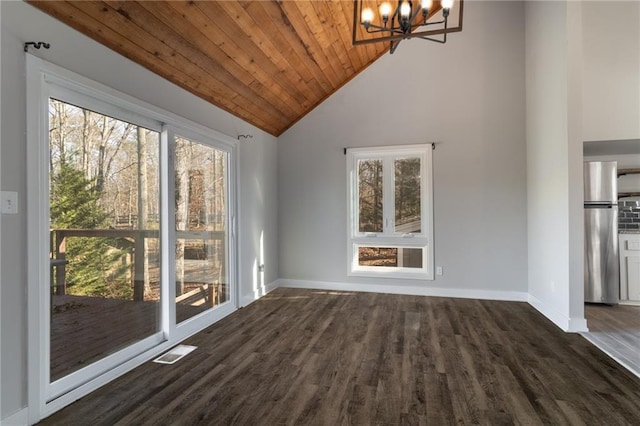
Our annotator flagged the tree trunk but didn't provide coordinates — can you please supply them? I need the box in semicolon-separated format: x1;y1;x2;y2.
137;128;151;299
174;139;190;296
82;110;90;174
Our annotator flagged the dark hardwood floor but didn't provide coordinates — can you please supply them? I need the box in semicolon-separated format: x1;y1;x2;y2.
40;288;640;425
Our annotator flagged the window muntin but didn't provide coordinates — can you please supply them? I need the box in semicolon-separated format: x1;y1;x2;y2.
347;145;433;279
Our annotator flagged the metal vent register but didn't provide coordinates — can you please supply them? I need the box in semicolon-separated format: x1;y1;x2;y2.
153;345;197;365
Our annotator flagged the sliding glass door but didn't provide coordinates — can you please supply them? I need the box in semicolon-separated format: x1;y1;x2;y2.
28;57;238;415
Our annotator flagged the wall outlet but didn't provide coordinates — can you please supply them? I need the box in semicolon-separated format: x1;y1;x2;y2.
436;266;443;276
1;191;18;214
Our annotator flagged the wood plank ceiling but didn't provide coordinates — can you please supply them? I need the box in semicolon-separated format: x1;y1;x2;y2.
27;1;392;137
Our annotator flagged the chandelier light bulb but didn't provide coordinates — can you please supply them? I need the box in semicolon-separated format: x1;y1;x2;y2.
361;7;374;23
379;2;392;19
441;0;454;10
421;0;433;10
400;1;411;17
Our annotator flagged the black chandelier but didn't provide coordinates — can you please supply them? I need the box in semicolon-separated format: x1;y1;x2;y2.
352;0;464;54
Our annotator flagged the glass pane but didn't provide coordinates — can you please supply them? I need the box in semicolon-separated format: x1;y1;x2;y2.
175;137;228;323
49;99;160;381
358;159;383;232
395;157;421;233
358;246;423;269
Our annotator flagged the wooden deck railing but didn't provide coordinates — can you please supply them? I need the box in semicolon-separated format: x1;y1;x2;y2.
50;228;225;301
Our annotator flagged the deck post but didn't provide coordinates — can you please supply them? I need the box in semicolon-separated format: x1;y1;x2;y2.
54;232;67;295
133;233;145;301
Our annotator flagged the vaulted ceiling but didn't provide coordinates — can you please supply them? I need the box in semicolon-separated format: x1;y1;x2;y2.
28;0;401;136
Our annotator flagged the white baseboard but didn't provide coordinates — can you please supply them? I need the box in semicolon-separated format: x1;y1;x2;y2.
240;280;280;307
527;293;588;332
276;279;528;302
568;317;589;333
619;300;640;307
1;407;28;426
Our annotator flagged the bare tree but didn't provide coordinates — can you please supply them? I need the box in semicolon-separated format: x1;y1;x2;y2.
137;128;151;298
174;139;191;296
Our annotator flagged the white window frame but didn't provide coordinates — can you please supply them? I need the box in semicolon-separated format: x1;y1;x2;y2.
26;55;239;422
346;144;434;280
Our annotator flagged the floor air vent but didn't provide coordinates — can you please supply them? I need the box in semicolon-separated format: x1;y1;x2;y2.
153;345;197;365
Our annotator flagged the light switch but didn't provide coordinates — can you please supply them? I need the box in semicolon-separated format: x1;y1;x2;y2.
1;191;18;214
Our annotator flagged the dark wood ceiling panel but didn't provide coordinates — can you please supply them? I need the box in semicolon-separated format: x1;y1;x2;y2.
28;1;389;136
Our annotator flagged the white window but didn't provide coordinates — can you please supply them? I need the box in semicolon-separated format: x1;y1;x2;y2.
347;144;434;280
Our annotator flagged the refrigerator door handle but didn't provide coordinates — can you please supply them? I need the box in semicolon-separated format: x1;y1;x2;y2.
584;203;615;209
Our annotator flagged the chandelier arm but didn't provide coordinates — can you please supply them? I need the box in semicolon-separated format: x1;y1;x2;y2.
365;18;447;34
419;17;449;43
417;35;446;44
390;38;402;54
410;18;447;29
365;26;408;35
364;22;401;32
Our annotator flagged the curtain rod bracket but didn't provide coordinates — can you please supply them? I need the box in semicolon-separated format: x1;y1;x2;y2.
24;41;50;52
237;134;253;140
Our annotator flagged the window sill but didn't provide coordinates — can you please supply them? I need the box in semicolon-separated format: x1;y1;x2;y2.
348;269;435;281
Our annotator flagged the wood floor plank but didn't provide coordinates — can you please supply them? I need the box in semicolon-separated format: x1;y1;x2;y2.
38;288;640;425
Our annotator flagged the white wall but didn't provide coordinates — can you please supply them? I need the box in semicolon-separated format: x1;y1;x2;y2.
0;1;278;419
582;1;640;142
584;154;640;200
567;0;586;331
278;1;528;299
525;1;586;332
582;1;640;202
239;135;279;305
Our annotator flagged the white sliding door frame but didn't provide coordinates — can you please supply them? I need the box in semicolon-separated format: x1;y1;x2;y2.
26;55;239;423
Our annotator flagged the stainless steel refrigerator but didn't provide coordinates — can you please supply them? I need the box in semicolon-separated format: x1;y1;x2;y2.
584;161;619;304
